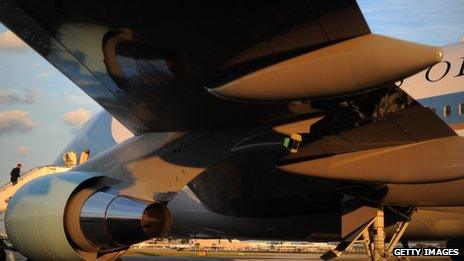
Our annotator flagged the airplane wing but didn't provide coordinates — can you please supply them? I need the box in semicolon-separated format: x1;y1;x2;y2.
1;0;451;180
0;1;444;136
0;0;453;181
0;0;383;134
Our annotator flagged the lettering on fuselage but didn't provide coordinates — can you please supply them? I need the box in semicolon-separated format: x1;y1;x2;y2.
397;57;464;87
395;47;464;133
425;57;464;82
425;61;451;82
456;57;464;77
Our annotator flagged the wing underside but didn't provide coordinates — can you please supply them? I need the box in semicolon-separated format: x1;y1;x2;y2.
0;0;370;132
1;1;455;185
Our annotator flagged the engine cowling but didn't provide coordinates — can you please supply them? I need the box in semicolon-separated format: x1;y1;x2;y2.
5;171;171;260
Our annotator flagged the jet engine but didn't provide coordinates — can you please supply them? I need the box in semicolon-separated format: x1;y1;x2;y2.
4;171;171;260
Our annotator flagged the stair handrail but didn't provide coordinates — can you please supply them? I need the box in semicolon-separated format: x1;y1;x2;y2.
0;165;67;192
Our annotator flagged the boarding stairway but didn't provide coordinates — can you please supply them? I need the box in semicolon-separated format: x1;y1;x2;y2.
0;165;70;250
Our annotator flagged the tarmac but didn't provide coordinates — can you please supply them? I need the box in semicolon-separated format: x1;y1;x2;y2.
121;254;367;261
10;250;454;260
121;256;452;261
122;255;451;261
121;252;452;261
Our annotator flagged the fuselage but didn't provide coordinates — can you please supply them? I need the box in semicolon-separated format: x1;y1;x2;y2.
401;42;464;135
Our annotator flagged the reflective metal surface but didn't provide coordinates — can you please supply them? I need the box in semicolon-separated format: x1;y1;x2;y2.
106;197;155;246
80;190;171;251
80;191;119;250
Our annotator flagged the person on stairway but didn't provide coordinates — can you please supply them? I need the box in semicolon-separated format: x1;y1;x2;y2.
9;163;21;185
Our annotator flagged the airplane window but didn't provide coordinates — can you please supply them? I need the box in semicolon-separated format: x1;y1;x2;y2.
459;103;464;115
444;105;451;117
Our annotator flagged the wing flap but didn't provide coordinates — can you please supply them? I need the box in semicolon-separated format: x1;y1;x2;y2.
277;88;457;184
278;135;464;184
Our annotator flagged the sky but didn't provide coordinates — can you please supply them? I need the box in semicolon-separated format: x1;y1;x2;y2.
357;0;464;45
0;28;101;183
0;1;463;184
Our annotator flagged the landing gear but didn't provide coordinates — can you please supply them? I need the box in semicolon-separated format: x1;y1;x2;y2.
371;207;386;260
321;205;415;261
384;207;414;257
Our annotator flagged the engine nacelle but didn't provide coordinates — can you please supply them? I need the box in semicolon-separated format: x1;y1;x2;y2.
5;172;171;260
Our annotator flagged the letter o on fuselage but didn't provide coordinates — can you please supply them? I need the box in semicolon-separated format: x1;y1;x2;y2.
426;61;451;82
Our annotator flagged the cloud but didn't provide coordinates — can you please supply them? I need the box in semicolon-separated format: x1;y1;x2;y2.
0;30;28;52
0;89;36;105
67;94;92;105
18;146;30;155
37;68;57;78
63;108;91;126
0;110;38;134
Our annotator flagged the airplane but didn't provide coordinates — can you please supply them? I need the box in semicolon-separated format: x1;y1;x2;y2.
0;0;462;260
